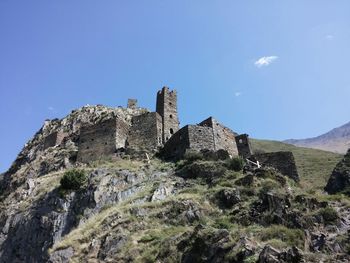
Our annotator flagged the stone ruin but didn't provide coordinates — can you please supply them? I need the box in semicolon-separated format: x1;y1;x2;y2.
33;86;299;182
161;117;239;160
234;134;299;182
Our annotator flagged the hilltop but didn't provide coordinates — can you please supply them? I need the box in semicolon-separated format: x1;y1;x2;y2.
0;89;349;262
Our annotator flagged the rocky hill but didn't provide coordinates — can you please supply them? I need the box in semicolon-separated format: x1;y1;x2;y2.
0;105;349;263
285;121;350;154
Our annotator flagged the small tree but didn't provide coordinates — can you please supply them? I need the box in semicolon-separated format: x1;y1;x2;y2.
60;169;87;190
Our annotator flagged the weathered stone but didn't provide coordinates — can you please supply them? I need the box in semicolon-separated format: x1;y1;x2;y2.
156;86;180;143
216;188;241;208
258;245;304;263
258;245;281;263
128;112;163;151
180;227;232;263
325;149;350;195
235;134;252;159
127;98;138;109
97;231;127;260
77;117;129;163
161;117;238;160
253;151;300;182
151;183;174;201
49;247;74;263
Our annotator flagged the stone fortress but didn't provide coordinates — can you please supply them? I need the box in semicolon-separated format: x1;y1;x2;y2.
76;86;240;162
34;86;299;182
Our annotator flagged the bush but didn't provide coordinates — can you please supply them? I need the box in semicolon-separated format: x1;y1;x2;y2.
260;225;305;248
183;150;204;162
225;157;244;172
318;207;339;224
60;169;87;190
185;161;227;180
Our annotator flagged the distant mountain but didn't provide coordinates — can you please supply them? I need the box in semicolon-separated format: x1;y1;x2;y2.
284;121;350;154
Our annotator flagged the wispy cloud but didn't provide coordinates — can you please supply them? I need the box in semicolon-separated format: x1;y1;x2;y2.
48;106;58;113
254;56;278;68
326;34;334;40
235;92;242;97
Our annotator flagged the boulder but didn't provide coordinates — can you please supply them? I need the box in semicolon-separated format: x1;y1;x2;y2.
258;245;304;263
216;188;241;208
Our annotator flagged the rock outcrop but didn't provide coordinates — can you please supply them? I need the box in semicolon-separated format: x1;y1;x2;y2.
325;149;350;195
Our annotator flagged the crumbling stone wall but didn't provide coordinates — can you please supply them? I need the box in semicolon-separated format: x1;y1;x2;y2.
235;134;252;159
43;132;58;150
161;126;190;159
187;125;215;152
127;112;163;151
156;87;180;143
127;99;138;109
199;117;238;157
43;131;67;150
253;151;299;182
115;117;130;149
77;118;127;163
162;124;220;159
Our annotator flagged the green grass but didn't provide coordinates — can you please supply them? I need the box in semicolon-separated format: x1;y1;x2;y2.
251;139;342;190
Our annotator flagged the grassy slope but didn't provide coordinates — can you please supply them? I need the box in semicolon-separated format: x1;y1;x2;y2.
251;139;342;190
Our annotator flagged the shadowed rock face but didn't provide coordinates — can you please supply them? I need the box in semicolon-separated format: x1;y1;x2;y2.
325;149;350;195
0;167;166;263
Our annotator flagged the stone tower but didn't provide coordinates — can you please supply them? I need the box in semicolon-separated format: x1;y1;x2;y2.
156;86;180;143
235;134;252;159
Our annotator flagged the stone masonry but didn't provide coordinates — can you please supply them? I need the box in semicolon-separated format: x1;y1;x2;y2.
235;134;252;159
200;117;238;156
75;87;180;163
162;117;239;160
127;99;138;109
77;117;129;163
127;112;163;151
253;151;300;182
156;87;180;143
41;86;243;164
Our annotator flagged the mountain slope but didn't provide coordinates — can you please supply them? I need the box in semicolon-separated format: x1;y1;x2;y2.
284;121;350;154
251;139;342;190
0;105;348;262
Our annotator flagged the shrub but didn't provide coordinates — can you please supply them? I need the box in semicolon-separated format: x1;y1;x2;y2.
60;169;87;190
259;179;281;197
186;161;227;180
260;225;305;248
183;150;204;162
318;207;339;224
225;157;244;172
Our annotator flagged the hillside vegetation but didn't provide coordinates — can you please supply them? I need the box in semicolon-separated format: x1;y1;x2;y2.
251;139;342;190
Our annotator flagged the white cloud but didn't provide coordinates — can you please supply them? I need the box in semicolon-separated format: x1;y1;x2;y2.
235;92;242;97
326;34;334;40
254;56;278;68
48;106;55;111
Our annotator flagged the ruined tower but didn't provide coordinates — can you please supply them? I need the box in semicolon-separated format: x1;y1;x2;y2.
156;87;180;143
127;99;138;109
235;134;252;159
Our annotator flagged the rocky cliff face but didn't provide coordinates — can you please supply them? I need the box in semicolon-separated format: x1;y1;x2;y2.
1;105;147;195
1;107;350;263
285;121;350;154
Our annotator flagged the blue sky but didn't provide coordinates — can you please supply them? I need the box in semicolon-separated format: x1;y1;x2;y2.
1;1;350;172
